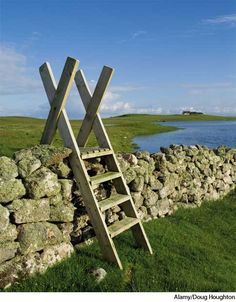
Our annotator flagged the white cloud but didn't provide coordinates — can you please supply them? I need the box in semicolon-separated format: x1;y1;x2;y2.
131;30;147;39
118;30;147;44
202;14;236;25
0;44;41;95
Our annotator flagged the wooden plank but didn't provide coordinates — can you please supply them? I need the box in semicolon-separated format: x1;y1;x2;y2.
39;62;123;269
90;171;121;187
108;217;139;238
75;70;113;149
99;194;130;212
40;57;79;145
77;66;114;147
81;148;113;159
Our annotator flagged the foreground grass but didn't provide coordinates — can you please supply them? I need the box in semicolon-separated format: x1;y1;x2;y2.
1;114;236;157
5;193;236;292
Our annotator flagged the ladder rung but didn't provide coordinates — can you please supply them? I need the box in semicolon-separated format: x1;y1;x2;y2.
80;147;113;159
90;171;121;187
108;217;140;238
99;194;130;212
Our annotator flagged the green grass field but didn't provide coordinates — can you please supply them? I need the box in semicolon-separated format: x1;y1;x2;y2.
1;114;236;157
4;193;236;292
1;113;236;292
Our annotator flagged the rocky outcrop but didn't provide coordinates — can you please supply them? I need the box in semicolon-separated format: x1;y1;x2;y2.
0;144;236;288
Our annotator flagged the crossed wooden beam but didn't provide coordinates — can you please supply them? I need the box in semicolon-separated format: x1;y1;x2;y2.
40;56;114;147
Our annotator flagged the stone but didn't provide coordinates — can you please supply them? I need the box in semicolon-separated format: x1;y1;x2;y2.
70;228;83;245
149;175;163;190
30;145;72;166
17;156;41;178
51;161;71;178
41;243;74;268
116;154;130;172
8;198;50;224
147;206;159;218
57;223;73;242
0;156;18;180
89;267;107;283
135;151;150;161
0;256;23;289
129;175;144;192
106;210;119;225
86;161;105;176
22;252;43;275
0;204;9;231
123;168;136;184
74;214;90;230
0;179;26;203
59;179;73;200
17;222;64;255
48;194;63;206
138;159;150;172
118;211;126;220
111;205;121;213
0;224;17;243
137;206;148;220
0;242;19;264
131;191;144;208
159;184;174;199
223;175;233;184
143;186;159;207
14;149;33;162
49;202;75;222
122;153;138;166
24;167;61;199
82;225;95;241
156;198;170;217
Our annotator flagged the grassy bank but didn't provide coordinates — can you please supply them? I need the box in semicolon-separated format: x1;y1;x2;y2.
4;193;236;292
1;114;236;157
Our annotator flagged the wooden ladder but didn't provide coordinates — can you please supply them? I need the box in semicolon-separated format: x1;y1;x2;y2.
39;57;153;269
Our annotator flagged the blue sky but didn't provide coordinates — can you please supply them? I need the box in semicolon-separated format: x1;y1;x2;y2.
0;0;236;118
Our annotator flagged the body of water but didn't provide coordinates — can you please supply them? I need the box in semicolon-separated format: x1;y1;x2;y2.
133;121;236;153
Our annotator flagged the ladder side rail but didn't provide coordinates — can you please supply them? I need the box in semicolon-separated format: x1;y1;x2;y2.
40;57;79;144
75;70;113;149
76;66;114;147
39;62;123;269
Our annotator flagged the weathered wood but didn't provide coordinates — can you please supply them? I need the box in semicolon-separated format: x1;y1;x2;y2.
80;147;113;159
99;194;130;212
108;217;139;238
39;62;123;269
40;57;79;145
75;69;153;255
90;171;121;187
76;66;114;147
75;70;112;149
39;58;153;269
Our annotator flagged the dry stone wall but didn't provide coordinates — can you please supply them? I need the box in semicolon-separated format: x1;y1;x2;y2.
0;144;236;288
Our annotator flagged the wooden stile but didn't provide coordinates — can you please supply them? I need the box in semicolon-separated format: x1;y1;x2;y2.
39;57;152;269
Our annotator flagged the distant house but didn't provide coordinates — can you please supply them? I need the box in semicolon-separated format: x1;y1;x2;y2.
182;111;203;115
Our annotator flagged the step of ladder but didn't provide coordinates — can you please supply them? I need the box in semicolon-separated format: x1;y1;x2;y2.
108;216;140;238
99;193;130;212
90;171;121;188
80;147;113;159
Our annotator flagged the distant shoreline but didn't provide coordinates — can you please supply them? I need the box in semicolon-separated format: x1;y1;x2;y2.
1;114;236;156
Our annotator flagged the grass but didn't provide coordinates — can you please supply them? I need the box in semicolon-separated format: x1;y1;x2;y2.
1;114;236;157
4;193;236;292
